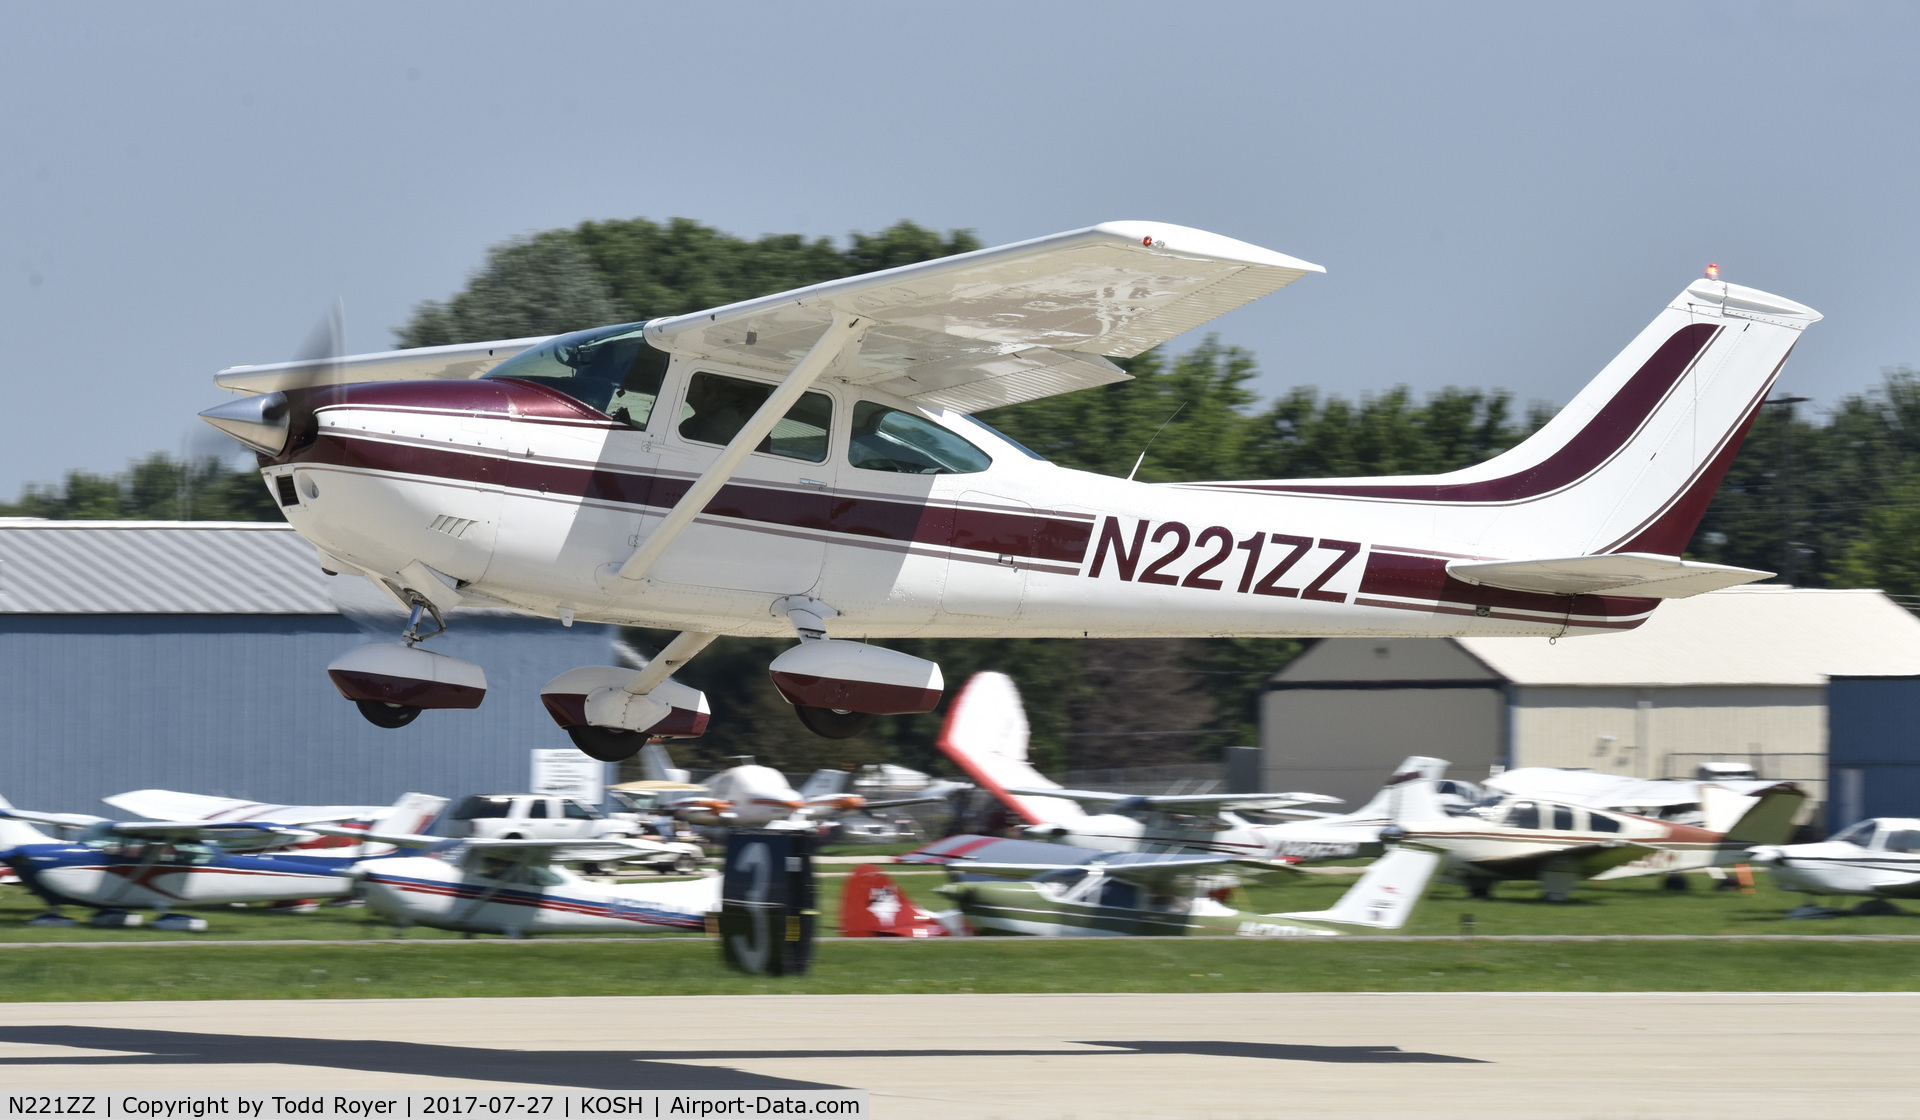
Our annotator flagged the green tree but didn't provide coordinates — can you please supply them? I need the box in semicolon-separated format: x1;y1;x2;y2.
0;454;282;522
397;232;619;348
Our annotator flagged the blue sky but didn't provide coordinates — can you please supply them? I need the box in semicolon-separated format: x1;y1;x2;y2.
2;2;1915;495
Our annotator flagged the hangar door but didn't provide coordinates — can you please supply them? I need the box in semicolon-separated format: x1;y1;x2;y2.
1260;683;1506;806
1827;675;1920;833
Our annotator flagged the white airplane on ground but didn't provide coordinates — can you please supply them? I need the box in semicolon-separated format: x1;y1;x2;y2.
1484;767;1798;827
1388;774;1806;900
885;833;1438;937
103;789;446;851
937;670;1471;860
1749;818;1920;917
0;794;436;929
315;826;718;937
199;221;1816;756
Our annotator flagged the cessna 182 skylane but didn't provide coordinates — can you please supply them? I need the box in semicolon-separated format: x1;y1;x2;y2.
199;223;1819;759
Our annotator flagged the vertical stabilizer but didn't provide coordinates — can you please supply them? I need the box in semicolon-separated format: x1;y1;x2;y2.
936;672;1085;826
0;795;55;850
1276;848;1439;930
359;793;449;857
1344;757;1451;822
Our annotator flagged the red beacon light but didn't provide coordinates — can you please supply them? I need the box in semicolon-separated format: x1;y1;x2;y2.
1705;263;1720;280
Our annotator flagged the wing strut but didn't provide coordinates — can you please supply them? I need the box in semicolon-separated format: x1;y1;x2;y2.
622;630;717;698
617;311;867;583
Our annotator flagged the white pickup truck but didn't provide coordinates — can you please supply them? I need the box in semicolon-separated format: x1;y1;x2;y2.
444;794;704;874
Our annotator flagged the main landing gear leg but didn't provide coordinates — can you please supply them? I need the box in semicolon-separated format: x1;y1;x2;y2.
355;596;445;728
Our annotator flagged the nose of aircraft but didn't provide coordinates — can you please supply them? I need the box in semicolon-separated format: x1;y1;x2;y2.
200;392;291;455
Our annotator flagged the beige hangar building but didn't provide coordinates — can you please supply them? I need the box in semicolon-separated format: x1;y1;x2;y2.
1260;586;1920;814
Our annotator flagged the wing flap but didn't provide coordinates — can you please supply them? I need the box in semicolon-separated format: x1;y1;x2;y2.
1445;552;1773;599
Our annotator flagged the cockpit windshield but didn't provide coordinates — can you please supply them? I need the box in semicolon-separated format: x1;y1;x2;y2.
483;322;669;430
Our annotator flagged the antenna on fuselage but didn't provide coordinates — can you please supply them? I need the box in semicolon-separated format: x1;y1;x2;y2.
1126;402;1187;482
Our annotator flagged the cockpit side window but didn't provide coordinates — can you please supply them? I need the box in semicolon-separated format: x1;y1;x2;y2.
483;323;669;431
1885;830;1920;854
850;402;992;474
1505;801;1540;829
1589;811;1621;834
678;372;832;462
1833;820;1878;848
1551;805;1574;831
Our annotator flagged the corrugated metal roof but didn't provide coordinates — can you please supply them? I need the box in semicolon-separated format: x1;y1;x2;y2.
0;520;337;614
1457;587;1920;686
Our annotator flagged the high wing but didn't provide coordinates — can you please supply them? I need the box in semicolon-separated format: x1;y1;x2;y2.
104;789;399;826
307;825;672;864
214;336;548;395
0;808;316;847
644;222;1322;413
1006;787;1343;814
899;834;1291;886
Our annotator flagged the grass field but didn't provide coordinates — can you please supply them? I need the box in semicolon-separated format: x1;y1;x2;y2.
0;936;1916;1003
4;864;1917;1002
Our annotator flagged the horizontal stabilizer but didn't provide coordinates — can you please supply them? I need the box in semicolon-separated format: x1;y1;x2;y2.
1275;848;1439;930
1445;552;1772;599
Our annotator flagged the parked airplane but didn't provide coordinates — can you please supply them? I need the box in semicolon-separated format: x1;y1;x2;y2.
1749;818;1920;917
888;834;1437;937
937;670;1468;860
1483;767;1798;827
199;222;1815;756
1389;775;1806;900
0;794;436;929
317;827;718;937
103;790;446;851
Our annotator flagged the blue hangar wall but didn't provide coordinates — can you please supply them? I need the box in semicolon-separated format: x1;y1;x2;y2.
1826;675;1920;832
0;613;616;815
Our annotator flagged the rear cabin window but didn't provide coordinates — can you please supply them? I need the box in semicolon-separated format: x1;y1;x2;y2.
1506;802;1540;829
678;372;832;462
451;796;512;820
849;402;992;474
482;322;669;431
1552;805;1575;831
1589;812;1622;834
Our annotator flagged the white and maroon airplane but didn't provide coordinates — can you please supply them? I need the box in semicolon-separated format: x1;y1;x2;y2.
199;222;1818;759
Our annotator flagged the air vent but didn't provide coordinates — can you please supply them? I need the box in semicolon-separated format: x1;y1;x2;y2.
274;475;299;507
429;514;476;538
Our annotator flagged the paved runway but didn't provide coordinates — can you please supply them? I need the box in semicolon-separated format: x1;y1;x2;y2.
1;993;1914;1119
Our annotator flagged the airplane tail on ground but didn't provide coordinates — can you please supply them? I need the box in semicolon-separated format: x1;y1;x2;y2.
1344;757;1451;822
1209;280;1820;590
357;793;449;857
0;795;56;850
838;864;958;937
936;672;1085;826
1275;848;1440;930
641;743;692;785
1716;783;1808;848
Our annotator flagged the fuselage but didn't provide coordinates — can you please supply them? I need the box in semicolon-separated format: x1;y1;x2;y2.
1753;819;1920;898
3;841;356;911
260;368;1659;643
356;852;717;935
942;873;1340;938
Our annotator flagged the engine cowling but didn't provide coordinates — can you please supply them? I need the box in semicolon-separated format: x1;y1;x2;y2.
539;666;710;737
767;640;943;715
326;643;487;709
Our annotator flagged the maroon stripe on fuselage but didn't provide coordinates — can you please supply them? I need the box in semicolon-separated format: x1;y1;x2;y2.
299;431;1093;564
1360;550;1656;619
1226;324;1721;502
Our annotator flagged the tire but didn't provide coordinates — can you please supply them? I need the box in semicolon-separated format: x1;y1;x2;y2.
356;699;422;729
672;853;700;875
1467;879;1494;900
566;724;644;761
795;705;872;739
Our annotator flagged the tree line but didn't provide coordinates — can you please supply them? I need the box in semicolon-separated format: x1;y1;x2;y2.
10;217;1917;777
